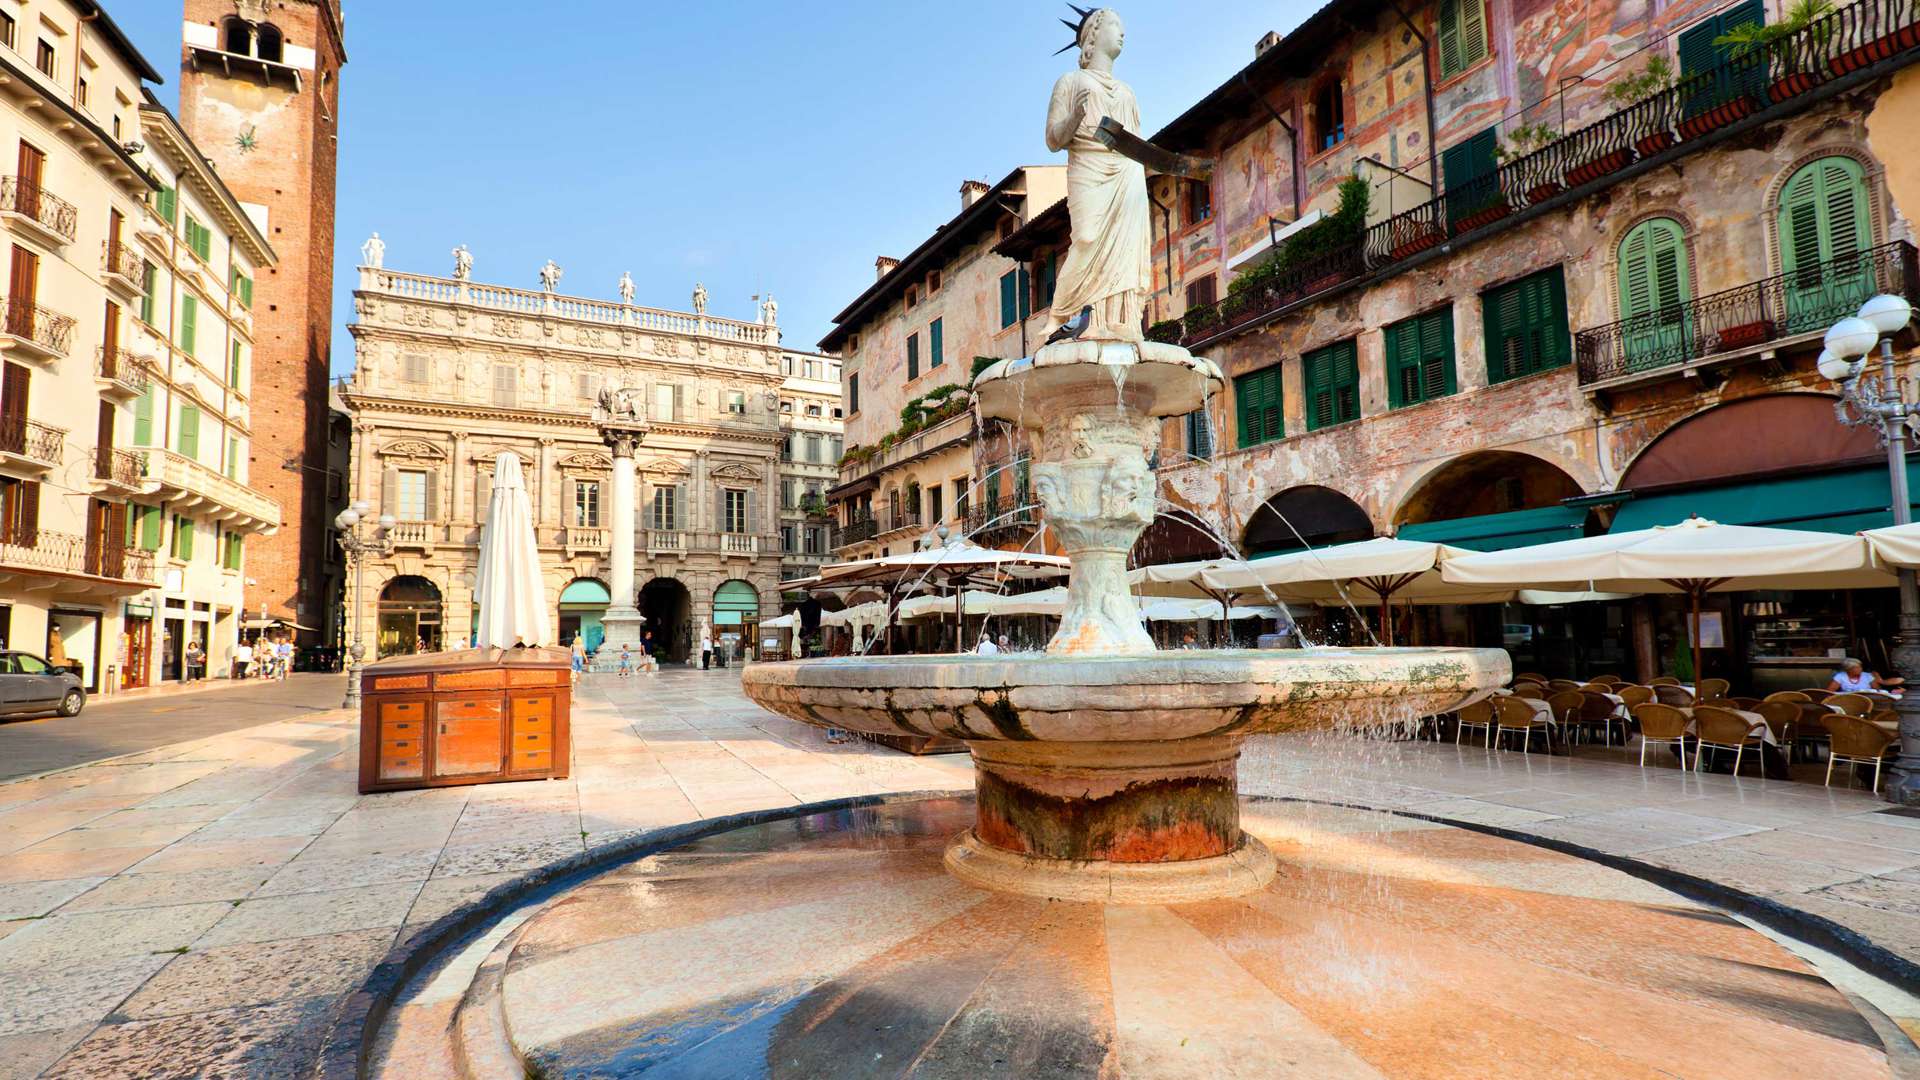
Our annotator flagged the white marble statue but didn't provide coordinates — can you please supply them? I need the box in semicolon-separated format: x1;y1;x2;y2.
361;232;385;269
451;244;472;281
691;282;708;316
760;293;778;326
539;260;564;293
1044;8;1150;342
618;271;635;305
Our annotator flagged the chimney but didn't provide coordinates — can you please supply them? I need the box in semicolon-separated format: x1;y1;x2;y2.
1255;31;1282;56
875;256;900;281
959;179;991;210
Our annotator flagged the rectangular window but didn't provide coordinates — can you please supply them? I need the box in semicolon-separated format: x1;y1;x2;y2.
1185;180;1212;225
1184;409;1213;460
999;270;1019;328
133;387;153;445
1437;0;1491;79
906;333;919;381
804;526;824;555
651;485;678;531
395;470;428;520
576;370;598;401
229;342;243;390
726;389;746;415
232;268;253;308
848;373;859;414
1679;0;1766;119
135;504;161;551
493;363;515;406
176;404;200;458
574;480;601;527
928;270;942;294
0;13;14;49
1385;309;1458;408
828;436;843;461
185;216;211;262
225;434;239;480
138;264;156;324
171;515;194;561
403;354;428;384
1304;339;1361;430
929;484;944;523
781;478;796;509
155;186;177;226
723;488;747;534
954;476;970;518
1443;127;1501;230
34;40;53;78
76;77;87;107
780;525;795;553
224;531;243;571
179;294;197;356
804;433;821;463
929;318;943;369
1481;267;1572;383
1234;366;1285;448
1185;275;1218;311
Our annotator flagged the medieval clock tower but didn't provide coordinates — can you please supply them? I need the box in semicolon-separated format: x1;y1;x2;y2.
177;1;346;647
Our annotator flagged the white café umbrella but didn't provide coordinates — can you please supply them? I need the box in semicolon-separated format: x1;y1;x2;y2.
1445;517;1889;681
817;538;1069;649
1194;538;1484;644
1864;522;1920;568
473;452;549;648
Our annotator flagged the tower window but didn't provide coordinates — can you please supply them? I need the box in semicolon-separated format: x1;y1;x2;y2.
256;24;284;64
222;17;251;55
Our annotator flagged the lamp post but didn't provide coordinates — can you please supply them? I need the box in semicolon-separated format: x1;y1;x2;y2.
1819;292;1920;804
336;500;396;711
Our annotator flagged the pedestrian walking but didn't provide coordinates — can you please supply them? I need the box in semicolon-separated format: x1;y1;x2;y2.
184;640;204;682
277;638;293;680
617;643;634;678
700;627;713;670
570;633;586;675
232;640;254;680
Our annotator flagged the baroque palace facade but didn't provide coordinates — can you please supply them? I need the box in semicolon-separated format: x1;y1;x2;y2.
342;254;810;663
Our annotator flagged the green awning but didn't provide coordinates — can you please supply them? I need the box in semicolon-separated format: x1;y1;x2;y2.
1610;463;1920;535
558;579;611;607
1397;505;1589;551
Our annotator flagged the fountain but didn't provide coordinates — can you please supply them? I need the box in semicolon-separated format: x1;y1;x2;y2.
741;6;1506;903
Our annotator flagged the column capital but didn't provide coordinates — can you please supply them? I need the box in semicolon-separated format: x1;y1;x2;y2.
603;430;642;458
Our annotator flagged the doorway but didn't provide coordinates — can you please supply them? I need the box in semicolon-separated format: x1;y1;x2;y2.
639;577;692;662
122;612;151;689
378;576;443;657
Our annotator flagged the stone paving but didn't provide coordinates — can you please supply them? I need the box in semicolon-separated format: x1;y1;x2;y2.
2;668;1920;1077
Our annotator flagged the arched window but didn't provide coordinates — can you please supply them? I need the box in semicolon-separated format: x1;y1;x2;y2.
255;23;284;64
1616;217;1690;367
221;17;252;56
1777;155;1873;332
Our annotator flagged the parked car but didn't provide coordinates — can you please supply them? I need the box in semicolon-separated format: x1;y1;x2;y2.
0;651;84;717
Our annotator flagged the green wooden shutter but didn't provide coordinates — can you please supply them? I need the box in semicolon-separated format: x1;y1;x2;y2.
1485;270;1572;383
175;516;194;560
906;334;919;380
137;505;159;550
1437;0;1488;78
179;295;197;356
1779;156;1873;331
1235;367;1283;448
1000;271;1018;327
156;186;176;225
1304;340;1360;429
1678;0;1764;118
132;387;153;445
1617;218;1692;368
1437;0;1463;76
1018;268;1032;320
1444;128;1501;228
1387;311;1458;408
138;264;156;324
930;318;943;368
178;405;200;458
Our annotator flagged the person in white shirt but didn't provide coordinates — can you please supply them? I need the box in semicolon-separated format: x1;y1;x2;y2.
976;635;1000;656
232;641;254;680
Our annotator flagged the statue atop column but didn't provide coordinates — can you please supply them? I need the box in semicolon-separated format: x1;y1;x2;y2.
691;282;708;316
1044;7;1150;343
451;244;473;281
361;232;385;269
618;271;635;305
539;260;564;293
760;293;778;326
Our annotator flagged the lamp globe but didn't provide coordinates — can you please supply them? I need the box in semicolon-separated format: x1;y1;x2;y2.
1859;293;1914;336
1826;316;1881;359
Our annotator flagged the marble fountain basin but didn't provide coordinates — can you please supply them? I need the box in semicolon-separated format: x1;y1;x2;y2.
742;647;1509;902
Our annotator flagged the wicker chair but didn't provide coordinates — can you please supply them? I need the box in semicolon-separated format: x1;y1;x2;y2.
1493;696;1551;754
1510;681;1548;699
1695;678;1731;701
1799;688;1833;703
1545;690;1586;731
1617;684;1654;709
1633;703;1691;769
1827;693;1874;717
1653;683;1696;707
1826;715;1898;791
1752;701;1800;756
1762;690;1810;704
1649;676;1681;687
1547;679;1583;694
1588;674;1624;686
1514;672;1549;685
1578;691;1628;746
1693;705;1765;777
1456;699;1495;747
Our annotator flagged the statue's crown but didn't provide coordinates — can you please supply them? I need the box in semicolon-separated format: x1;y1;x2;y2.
1054;4;1097;55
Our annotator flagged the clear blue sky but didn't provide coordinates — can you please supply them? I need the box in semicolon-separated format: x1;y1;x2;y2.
114;2;1311;375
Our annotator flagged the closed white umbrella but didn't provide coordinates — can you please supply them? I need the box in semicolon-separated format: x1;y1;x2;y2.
473;452;548;648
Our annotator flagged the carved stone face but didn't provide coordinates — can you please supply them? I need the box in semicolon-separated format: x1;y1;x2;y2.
1090;11;1124;62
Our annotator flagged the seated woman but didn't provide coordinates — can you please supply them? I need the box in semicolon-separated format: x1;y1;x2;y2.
1829;657;1899;694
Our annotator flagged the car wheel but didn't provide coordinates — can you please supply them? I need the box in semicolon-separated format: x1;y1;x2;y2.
57;689;83;717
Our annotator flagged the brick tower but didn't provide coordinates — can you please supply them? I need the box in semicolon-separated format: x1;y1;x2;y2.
177;1;346;645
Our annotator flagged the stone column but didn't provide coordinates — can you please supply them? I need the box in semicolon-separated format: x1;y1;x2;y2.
591;411;651;672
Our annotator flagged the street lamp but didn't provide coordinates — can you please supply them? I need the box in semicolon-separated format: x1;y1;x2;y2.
336;500;395;710
1819;292;1919;804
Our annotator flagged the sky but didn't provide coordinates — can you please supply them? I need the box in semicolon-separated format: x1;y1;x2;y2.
113;2;1314;376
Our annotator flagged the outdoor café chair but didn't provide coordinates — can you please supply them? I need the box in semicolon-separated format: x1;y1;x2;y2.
1653;684;1695;706
1588;674;1624;686
1696;678;1730;701
1693;706;1766;777
1826;715;1898;792
1493;696;1551;754
1827;693;1874;717
1763;690;1810;704
1547;679;1583;693
1633;703;1690;769
1617;684;1654;709
1546;690;1585;733
1799;688;1833;702
1511;681;1548;699
1723;696;1763;710
1514;672;1548;685
1456;699;1495;747
1579;691;1628;746
1752;701;1800;758
1649;676;1681;687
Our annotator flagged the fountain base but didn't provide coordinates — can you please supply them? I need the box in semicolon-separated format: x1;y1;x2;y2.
945;826;1277;903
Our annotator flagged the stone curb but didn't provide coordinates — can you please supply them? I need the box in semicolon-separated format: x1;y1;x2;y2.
1274;796;1920;996
313;789;1920;1078
308;789;954;1080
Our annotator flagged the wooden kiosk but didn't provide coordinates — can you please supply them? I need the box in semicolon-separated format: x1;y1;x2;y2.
357;646;572;794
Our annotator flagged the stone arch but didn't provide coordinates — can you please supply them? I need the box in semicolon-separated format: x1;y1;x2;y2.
640;576;693;662
1130;508;1228;568
1762;146;1889;277
1393;451;1585;529
376;575;442;657
1243;485;1375;556
557;577;611;653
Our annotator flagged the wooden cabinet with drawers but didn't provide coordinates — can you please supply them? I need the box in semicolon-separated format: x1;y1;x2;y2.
357;647;572;794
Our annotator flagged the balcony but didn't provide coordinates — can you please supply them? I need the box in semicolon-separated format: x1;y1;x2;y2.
95;346;150;400
1168;0;1920;352
101;240;147;299
878;510;922;537
92;446;147;495
140;448;281;532
1576;241;1920;398
647;529;685;556
389;520;434;548
0;528;154;594
0;176;76;247
0;297;75;365
721;532;758;557
966;502;1040;541
832;516;878;549
0;416;62;473
562;525;607;554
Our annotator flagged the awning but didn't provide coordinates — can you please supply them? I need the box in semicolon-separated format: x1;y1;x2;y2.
1611;462;1920;535
1397;505;1588;551
558;579;611;607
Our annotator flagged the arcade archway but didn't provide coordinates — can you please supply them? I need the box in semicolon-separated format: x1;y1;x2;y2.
1130;508;1227;568
557;577;611;654
377;576;442;657
640;577;692;662
1243;485;1373;556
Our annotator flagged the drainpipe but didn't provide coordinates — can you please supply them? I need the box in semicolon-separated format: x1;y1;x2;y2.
1237;69;1302;220
1383;0;1442;197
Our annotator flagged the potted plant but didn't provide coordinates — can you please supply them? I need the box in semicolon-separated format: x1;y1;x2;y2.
1829;0;1917;74
1718;0;1833;99
1714;318;1776;350
1452;191;1513;233
1495;122;1565;203
1604;57;1679;156
1563;143;1636;189
1388;223;1445;260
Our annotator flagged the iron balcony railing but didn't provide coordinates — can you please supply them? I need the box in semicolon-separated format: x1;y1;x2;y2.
1161;245;1365;347
102;239;145;284
94;446;144;487
0;176;77;242
0;415;62;463
1575;241;1920;383
96;346;149;392
2;297;75;357
881;510;922;534
1368;0;1920;266
0;527;151;583
832;517;878;548
967;502;1039;535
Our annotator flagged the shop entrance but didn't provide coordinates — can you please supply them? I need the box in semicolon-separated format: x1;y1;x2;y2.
557;578;611;654
639;577;692;662
378;576;443;657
